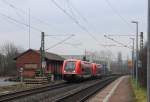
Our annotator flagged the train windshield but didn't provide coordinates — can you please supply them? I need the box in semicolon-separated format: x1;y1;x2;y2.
65;61;76;72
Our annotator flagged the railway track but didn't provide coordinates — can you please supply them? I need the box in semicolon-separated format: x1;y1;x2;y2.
53;76;118;102
0;82;68;102
0;79;102;102
0;75;119;102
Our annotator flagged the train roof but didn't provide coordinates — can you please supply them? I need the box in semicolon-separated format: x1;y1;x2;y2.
64;59;92;64
65;59;81;62
64;59;103;66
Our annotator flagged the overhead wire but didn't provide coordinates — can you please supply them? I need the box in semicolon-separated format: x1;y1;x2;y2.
46;34;74;50
46;35;85;51
0;0;64;32
106;34;135;37
51;0;116;55
45;34;74;36
0;0;26;20
102;0;135;51
63;0;120;53
65;0;100;36
0;0;79;50
65;0;88;23
64;42;82;46
1;0;24;13
65;0;133;51
0;15;27;31
0;12;42;32
104;0;133;30
44;0;114;59
62;42;85;51
50;0;101;45
104;35;132;49
51;0;79;24
0;0;43;32
101;44;131;48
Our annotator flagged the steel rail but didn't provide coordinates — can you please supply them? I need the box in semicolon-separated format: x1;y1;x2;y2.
53;76;118;102
0;82;68;102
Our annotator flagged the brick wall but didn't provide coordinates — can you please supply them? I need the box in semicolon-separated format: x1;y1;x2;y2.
16;50;40;77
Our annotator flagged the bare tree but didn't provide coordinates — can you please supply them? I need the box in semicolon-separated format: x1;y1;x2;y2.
0;42;24;76
117;52;123;73
0;54;4;74
117;52;122;64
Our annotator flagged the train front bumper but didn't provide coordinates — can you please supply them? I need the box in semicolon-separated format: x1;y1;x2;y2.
63;74;82;81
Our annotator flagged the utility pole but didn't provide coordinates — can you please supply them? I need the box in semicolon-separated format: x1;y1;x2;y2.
83;49;87;61
130;38;135;79
40;32;46;76
147;0;150;101
28;8;31;49
131;21;139;87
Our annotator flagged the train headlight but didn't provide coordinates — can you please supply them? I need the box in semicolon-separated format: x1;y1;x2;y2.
73;70;75;72
64;70;66;72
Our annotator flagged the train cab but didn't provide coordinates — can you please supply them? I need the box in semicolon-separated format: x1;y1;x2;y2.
62;59;92;81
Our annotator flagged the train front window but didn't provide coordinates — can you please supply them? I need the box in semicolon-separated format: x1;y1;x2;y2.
65;61;76;72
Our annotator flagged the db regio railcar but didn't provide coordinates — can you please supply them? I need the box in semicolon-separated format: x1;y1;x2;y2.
62;59;103;81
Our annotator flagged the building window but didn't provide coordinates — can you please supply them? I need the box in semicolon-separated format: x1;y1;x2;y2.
24;64;37;69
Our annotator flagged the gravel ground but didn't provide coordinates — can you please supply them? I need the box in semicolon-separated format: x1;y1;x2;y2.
9;79;102;102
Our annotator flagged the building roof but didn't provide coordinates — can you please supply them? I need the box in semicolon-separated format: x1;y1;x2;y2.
44;51;64;61
14;49;64;61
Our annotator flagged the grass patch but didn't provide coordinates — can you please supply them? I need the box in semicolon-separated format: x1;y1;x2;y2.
131;78;147;102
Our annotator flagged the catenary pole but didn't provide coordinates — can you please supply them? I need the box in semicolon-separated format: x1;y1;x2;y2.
131;21;139;87
130;38;135;79
133;39;135;79
147;0;150;101
136;22;139;88
41;32;45;76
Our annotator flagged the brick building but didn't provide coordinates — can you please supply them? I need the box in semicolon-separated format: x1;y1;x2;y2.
14;49;64;79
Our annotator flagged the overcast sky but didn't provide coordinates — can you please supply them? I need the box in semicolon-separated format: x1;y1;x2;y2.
0;0;147;59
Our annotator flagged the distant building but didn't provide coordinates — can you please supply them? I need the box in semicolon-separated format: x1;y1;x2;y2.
62;55;84;60
61;55;107;64
14;49;64;79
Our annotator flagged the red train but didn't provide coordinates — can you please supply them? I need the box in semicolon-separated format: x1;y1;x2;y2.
62;59;103;81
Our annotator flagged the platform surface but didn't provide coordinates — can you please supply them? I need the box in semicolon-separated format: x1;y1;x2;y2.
87;76;134;102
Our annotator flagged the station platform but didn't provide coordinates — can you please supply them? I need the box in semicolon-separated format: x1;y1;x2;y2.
88;76;134;102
